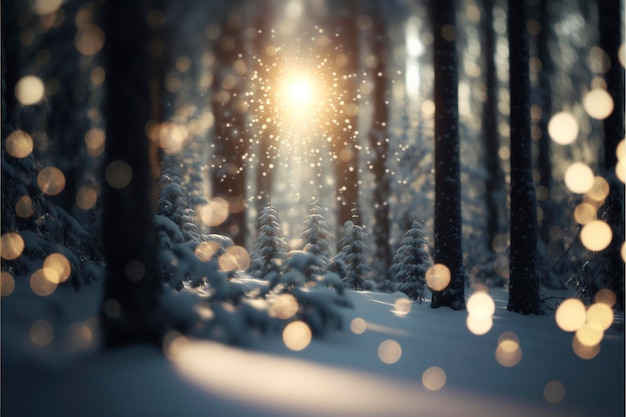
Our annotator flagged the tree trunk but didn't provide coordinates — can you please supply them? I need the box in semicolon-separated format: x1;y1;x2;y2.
332;0;360;244
369;5;392;277
430;0;465;310
507;0;541;315
210;3;248;245
481;0;505;252
100;0;164;348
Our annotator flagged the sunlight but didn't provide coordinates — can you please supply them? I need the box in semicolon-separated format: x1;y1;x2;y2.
287;79;313;104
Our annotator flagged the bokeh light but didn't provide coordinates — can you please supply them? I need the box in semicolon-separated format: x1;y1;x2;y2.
377;339;402;365
30;269;57;296
594;288;616;307
466;315;493;335
495;334;522;367
105;160;132;189
282;320;312;351
15;75;45;105
30;320;54;346
15;195;34;218
85;127;105;157
37;166;66;196
422;366;446;391
1;271;15;296
467;291;495;320
574;323;603;347
616;158;626;183
543;381;566;404
350;317;367;334
163;331;190;360
572;334;600;360
76;186;98;210
583;89;614;119
616;139;625;161
5;130;34;158
1;232;25;260
573;202;597;225
75;24;105;56
580;220;612;252
269;294;299;320
425;263;451;291
31;0;63;15
194;241;221;262
392;297;411;316
69;322;94;350
198;198;229;227
555;298;586;332
548;112;578;145
586;302;614;330
564;162;594;194
43;253;71;284
586;176;610;202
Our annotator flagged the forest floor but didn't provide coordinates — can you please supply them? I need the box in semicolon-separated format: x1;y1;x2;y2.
2;272;624;417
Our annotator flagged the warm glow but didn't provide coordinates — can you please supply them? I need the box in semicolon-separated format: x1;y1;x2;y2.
573;202;597;225
287;79;314;104
555;298;586;332
422;366;446;391
580;220;612;252
572;335;600;359
543;381;566;404
350;317;367;334
31;0;63;15
564;162;594;194
575;323;603;347
595;288;617;307
15;75;45;105
586;302;614;331
43;253;72;284
16;195;34;218
76;187;98;210
377;339;402;365
425;263;451;291
218;246;250;272
194;241;221;262
282;321;312;351
583;89;614;120
1;271;15;296
616;139;625;161
1;232;25;260
75;24;105;56
616;158;626;183
197;198;229;227
269;294;299;320
392;298;411;316
466;315;493;335
467;291;495;320
586;176;610;202
495;336;522;367
30;269;57;296
37;166;66;195
5;130;34;158
548;112;578;145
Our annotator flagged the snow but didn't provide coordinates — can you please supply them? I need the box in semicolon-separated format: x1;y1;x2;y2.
2;271;623;417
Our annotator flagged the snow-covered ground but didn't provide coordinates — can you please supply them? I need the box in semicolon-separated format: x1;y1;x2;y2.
2;274;624;417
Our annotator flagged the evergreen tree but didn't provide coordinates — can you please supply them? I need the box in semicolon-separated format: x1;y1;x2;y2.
388;220;432;301
301;199;334;275
249;203;288;279
335;220;375;291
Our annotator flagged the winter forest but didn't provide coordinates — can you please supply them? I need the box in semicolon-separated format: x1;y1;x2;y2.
1;0;624;416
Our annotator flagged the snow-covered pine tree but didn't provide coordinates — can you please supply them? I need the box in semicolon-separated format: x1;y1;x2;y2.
249;202;288;279
387;220;432;301
301;199;334;276
335;219;375;291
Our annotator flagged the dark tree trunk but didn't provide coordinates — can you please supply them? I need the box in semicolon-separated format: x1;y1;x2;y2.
430;0;465;310
210;4;248;245
253;0;278;216
332;0;360;244
100;0;164;349
481;0;505;252
507;0;541;315
369;5;392;276
1;0;20;136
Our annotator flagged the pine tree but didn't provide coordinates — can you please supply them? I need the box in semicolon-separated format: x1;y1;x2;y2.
249;203;288;279
301;199;334;275
335;220;375;291
388;220;432;301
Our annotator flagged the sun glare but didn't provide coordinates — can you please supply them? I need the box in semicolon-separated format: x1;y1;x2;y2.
287;79;314;104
